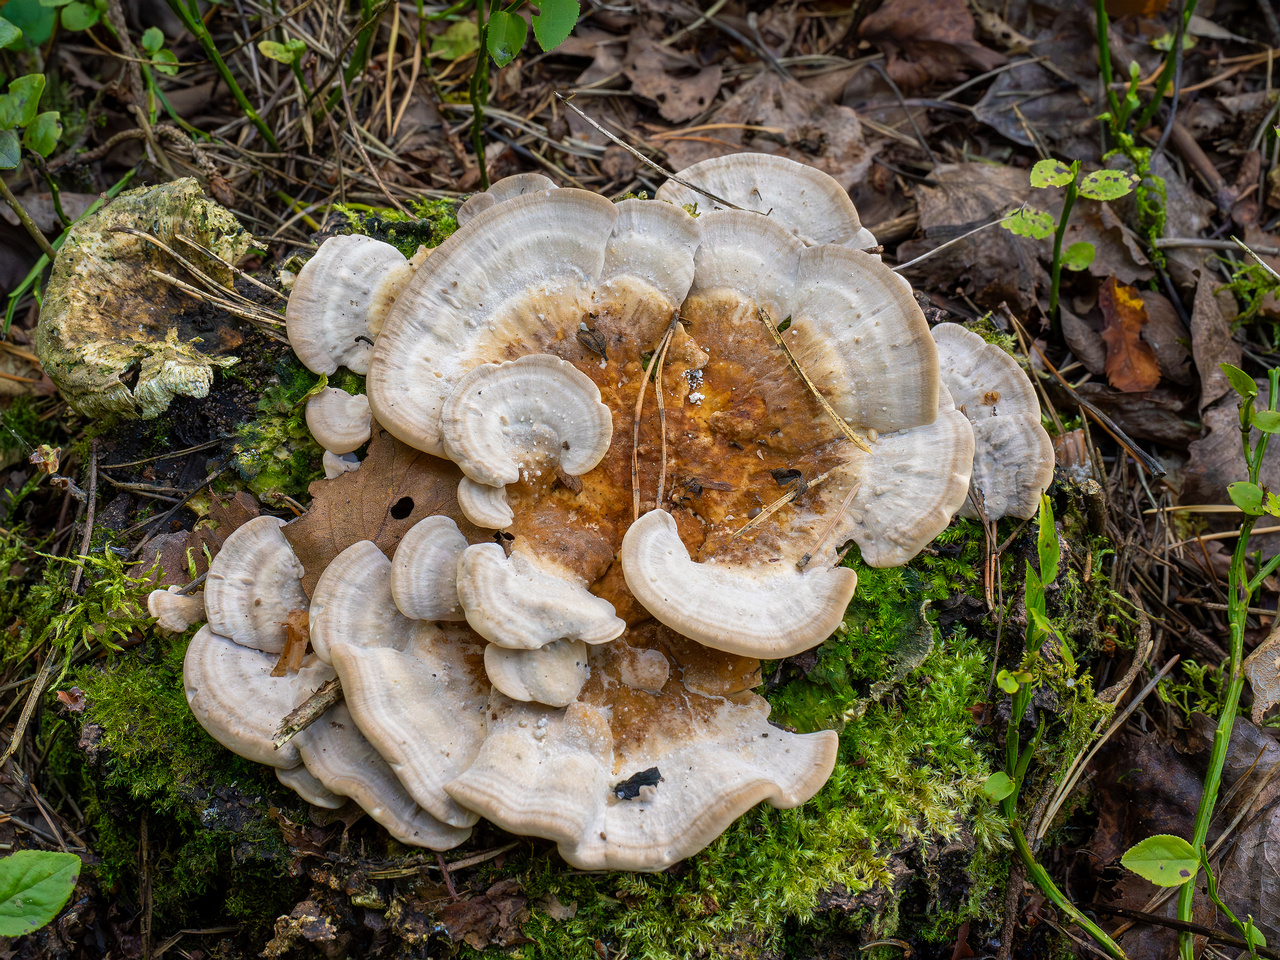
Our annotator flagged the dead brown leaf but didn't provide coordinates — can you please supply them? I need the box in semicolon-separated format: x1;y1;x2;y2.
1099;277;1161;393
622;30;722;123
1245;624;1280;724
661;72;874;191
439;879;531;950
1190;271;1242;412
1063;201;1153;286
271;609;310;677
1139;290;1194;386
857;0;1005;89
282;428;486;596
56;687;86;713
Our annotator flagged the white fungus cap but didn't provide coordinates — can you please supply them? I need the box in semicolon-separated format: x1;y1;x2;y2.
483;639;589;708
204;515;308;653
285;234;416;375
305;387;372;454
275;764;344;809
455;477;513;530
931;323;1054;520
322;450;361;479
655;152;878;249
456;543;625;650
389;516;468;621
148;586;205;634
456;172;557;226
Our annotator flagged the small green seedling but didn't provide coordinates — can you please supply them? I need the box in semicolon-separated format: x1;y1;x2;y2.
0;850;81;937
1001;158;1140;332
141;26;179;76
0;74;61;169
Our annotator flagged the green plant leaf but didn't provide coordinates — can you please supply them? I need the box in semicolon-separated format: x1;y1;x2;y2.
1120;834;1198;886
4;74;44;128
1062;241;1095;272
1228;481;1265;516
1001;207;1054;240
0;851;81;937
486;9;527;67
1036;494;1059;585
1076;168;1140;201
1029;159;1073;188
59;2;99;31
982;772;1015;801
0;0;57;47
431;19;478;60
0;18;23;46
0;129;19;169
531;0;578;52
1221;362;1258;399
21;110;60;156
1244;921;1267;949
37;0;73;8
1265;491;1280;519
141;25;163;53
1253;409;1280;434
258;37;306;64
997;670;1019;694
151;48;179;76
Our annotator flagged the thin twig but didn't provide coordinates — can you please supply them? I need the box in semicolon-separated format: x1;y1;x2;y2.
272;678;342;749
632;315;680;521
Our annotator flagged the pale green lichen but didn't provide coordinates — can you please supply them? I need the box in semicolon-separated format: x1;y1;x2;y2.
34;178;251;421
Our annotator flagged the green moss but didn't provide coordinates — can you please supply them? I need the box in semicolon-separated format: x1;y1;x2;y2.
332;197;460;256
0;397;47;455
234;355;326;500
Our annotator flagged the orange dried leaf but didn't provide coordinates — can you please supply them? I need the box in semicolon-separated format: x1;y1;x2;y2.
1099;276;1161;393
271;608;310;676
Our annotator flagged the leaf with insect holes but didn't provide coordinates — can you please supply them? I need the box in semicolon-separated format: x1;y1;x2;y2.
22;111;60;157
1077;169;1140;202
1029;159;1073;188
59;2;99;31
0;129;19;169
486;9;527;67
1253;409;1280;434
1221;363;1258;399
0;851;81;937
0;18;22;46
532;0;578;52
141;25;163;54
982;772;1015;801
1062;241;1095;272
259;38;306;64
431;19;478;60
1002;207;1054;240
1121;834;1198;887
1229;481;1265;516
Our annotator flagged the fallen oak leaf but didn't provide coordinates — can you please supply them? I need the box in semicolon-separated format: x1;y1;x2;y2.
1099;276;1161;393
439;879;532;950
282;428;487;596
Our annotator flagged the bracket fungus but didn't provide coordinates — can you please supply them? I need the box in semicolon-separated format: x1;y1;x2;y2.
183;154;1054;872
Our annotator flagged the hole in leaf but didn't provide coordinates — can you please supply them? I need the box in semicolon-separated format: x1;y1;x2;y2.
389;496;414;519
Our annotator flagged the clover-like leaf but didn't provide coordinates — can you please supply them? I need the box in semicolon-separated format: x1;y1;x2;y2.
1120;834;1198;887
151;48;179;76
1062;241;1095;272
431;19;479;60
486;9;527;68
22;110;60;157
1002;207;1054;240
1253;409;1280;434
1228;481;1265;517
0;129;19;169
1030;159;1073;188
0;17;23;46
531;0;578;53
59;2;99;31
982;771;1015;801
0;851;81;937
1077;169;1140;202
141;25;164;54
1221;362;1258;399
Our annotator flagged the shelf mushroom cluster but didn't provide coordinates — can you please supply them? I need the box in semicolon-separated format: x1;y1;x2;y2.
175;154;1054;871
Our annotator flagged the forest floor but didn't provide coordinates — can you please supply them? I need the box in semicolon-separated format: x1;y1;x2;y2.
1;0;1279;957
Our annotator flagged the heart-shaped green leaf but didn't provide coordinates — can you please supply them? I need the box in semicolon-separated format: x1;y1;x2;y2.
431;19;479;60
1252;409;1280;434
1229;481;1265;516
982;772;1015;801
997;669;1019;694
1030;159;1073;188
0;851;81;937
1120;834;1198;887
486;9;528;67
59;1;99;31
22;110;60;156
532;0;578;53
1001;207;1054;240
151;48;179;76
141;25;164;54
1062;240;1095;272
5;74;44;128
